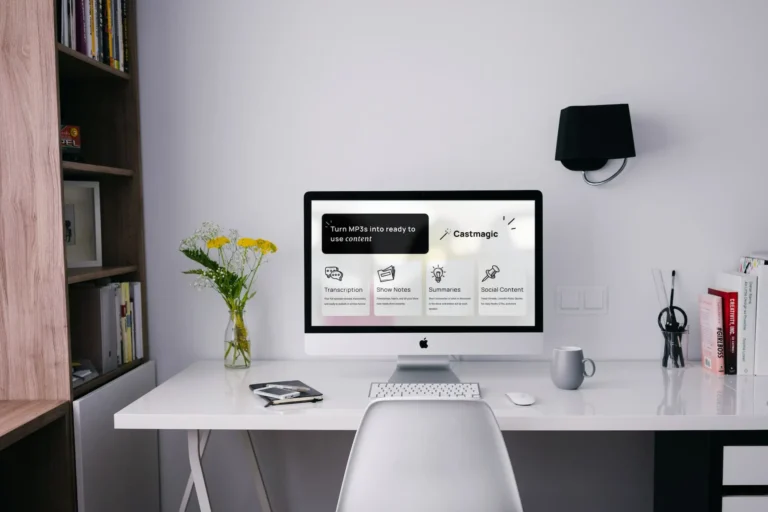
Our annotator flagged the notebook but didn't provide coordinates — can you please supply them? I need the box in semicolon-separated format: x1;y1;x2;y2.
249;380;324;407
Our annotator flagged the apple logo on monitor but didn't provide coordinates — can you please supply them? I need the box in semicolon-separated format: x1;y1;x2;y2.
419;338;428;349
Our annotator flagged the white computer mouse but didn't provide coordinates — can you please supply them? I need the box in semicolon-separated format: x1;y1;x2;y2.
506;392;536;406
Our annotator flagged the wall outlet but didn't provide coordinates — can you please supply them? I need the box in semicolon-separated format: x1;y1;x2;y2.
557;286;608;315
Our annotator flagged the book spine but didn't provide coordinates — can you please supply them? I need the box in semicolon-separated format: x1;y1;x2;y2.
131;282;143;359
75;0;85;53
85;0;92;57
106;0;114;68
88;0;96;59
122;0;129;73
115;0;122;71
753;265;768;375
71;0;76;49
114;285;123;366
122;282;133;362
61;0;69;46
700;295;725;374
100;0;108;64
709;288;738;375
742;275;758;375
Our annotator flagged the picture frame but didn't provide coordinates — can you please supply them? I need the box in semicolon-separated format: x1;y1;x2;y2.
63;181;102;268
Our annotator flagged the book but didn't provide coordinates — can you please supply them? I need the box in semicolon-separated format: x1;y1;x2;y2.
741;254;768;375
60;0;69;46
99;0;107;64
700;294;725;374
249;380;324;407
88;0;94;58
131;282;143;359
716;272;758;375
708;288;738;375
75;0;86;53
121;282;133;362
113;283;123;365
106;0;114;68
115;0;123;71
68;285;118;374
121;0;129;72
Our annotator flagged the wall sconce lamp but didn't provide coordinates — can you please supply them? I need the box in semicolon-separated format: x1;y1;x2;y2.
555;104;636;186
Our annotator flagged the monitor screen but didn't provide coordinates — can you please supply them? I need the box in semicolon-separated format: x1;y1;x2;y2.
304;191;542;333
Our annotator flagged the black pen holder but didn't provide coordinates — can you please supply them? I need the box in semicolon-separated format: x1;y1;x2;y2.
660;329;689;369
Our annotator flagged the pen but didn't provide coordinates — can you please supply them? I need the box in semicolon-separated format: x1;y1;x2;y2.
267;384;310;392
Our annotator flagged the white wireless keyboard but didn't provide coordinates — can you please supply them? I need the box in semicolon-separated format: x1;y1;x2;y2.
368;382;481;399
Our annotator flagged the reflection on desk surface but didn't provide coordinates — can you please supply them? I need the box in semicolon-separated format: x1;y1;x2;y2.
115;361;768;432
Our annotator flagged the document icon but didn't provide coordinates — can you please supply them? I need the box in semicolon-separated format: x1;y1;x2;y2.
377;265;395;282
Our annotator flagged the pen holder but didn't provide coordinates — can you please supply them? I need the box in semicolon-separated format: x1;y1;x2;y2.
660;329;689;369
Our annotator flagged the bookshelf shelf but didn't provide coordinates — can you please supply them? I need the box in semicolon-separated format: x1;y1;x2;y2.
63;161;134;178
56;43;129;81
0;401;68;452
73;360;144;399
67;265;138;285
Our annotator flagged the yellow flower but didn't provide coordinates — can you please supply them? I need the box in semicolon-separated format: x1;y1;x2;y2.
206;236;230;249
256;238;277;254
237;237;258;248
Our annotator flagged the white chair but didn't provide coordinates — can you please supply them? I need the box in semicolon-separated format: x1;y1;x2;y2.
336;399;524;512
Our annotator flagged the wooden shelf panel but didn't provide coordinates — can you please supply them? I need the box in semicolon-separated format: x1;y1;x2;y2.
57;43;129;81
63;161;134;178
73;360;144;399
0;401;68;452
67;265;138;284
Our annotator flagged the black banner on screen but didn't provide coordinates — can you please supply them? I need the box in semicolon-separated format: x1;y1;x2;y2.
322;213;429;254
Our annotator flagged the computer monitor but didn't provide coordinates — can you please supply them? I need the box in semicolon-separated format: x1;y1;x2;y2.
304;191;543;381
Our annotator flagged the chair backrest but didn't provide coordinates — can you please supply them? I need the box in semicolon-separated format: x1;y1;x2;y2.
336;399;524;512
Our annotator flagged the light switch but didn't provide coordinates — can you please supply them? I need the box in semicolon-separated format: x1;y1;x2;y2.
584;287;606;311
558;287;581;310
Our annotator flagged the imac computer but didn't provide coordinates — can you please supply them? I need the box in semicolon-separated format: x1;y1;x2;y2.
304;190;543;385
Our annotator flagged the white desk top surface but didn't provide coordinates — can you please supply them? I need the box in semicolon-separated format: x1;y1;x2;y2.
115;360;768;431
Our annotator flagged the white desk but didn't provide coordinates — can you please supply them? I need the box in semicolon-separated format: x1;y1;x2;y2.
115;361;768;511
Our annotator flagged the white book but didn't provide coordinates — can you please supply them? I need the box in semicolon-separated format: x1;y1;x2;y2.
116;0;123;71
716;272;758;375
113;283;123;366
61;0;69;46
98;285;118;373
70;0;76;49
131;282;143;359
741;254;768;375
85;0;91;57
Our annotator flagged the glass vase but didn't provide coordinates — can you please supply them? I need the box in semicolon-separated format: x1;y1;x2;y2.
224;309;251;369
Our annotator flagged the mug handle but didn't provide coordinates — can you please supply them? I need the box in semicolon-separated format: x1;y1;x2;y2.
583;358;596;378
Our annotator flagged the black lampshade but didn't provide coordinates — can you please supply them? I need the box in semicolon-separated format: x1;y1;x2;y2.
555;104;636;171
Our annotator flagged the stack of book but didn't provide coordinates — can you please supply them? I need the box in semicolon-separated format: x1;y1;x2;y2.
700;253;768;375
69;282;144;376
58;0;130;72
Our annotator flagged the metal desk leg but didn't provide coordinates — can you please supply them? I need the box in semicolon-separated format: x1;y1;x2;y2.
243;431;273;512
180;430;211;512
187;430;212;512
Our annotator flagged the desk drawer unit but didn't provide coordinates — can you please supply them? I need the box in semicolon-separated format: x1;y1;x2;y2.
722;497;768;512
723;446;768;485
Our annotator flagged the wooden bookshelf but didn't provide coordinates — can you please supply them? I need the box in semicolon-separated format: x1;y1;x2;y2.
73;359;144;399
57;42;129;80
63;160;134;177
57;0;149;399
0;401;68;452
0;1;77;508
67;265;139;284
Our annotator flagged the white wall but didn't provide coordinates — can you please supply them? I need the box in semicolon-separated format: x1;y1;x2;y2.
137;1;768;510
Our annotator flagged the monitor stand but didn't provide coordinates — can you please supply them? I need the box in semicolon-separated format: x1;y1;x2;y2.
388;356;460;383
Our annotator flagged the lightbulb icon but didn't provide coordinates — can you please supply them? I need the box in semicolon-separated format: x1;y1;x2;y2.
431;265;445;283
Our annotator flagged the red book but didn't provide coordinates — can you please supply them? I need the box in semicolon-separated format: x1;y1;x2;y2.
709;287;738;375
